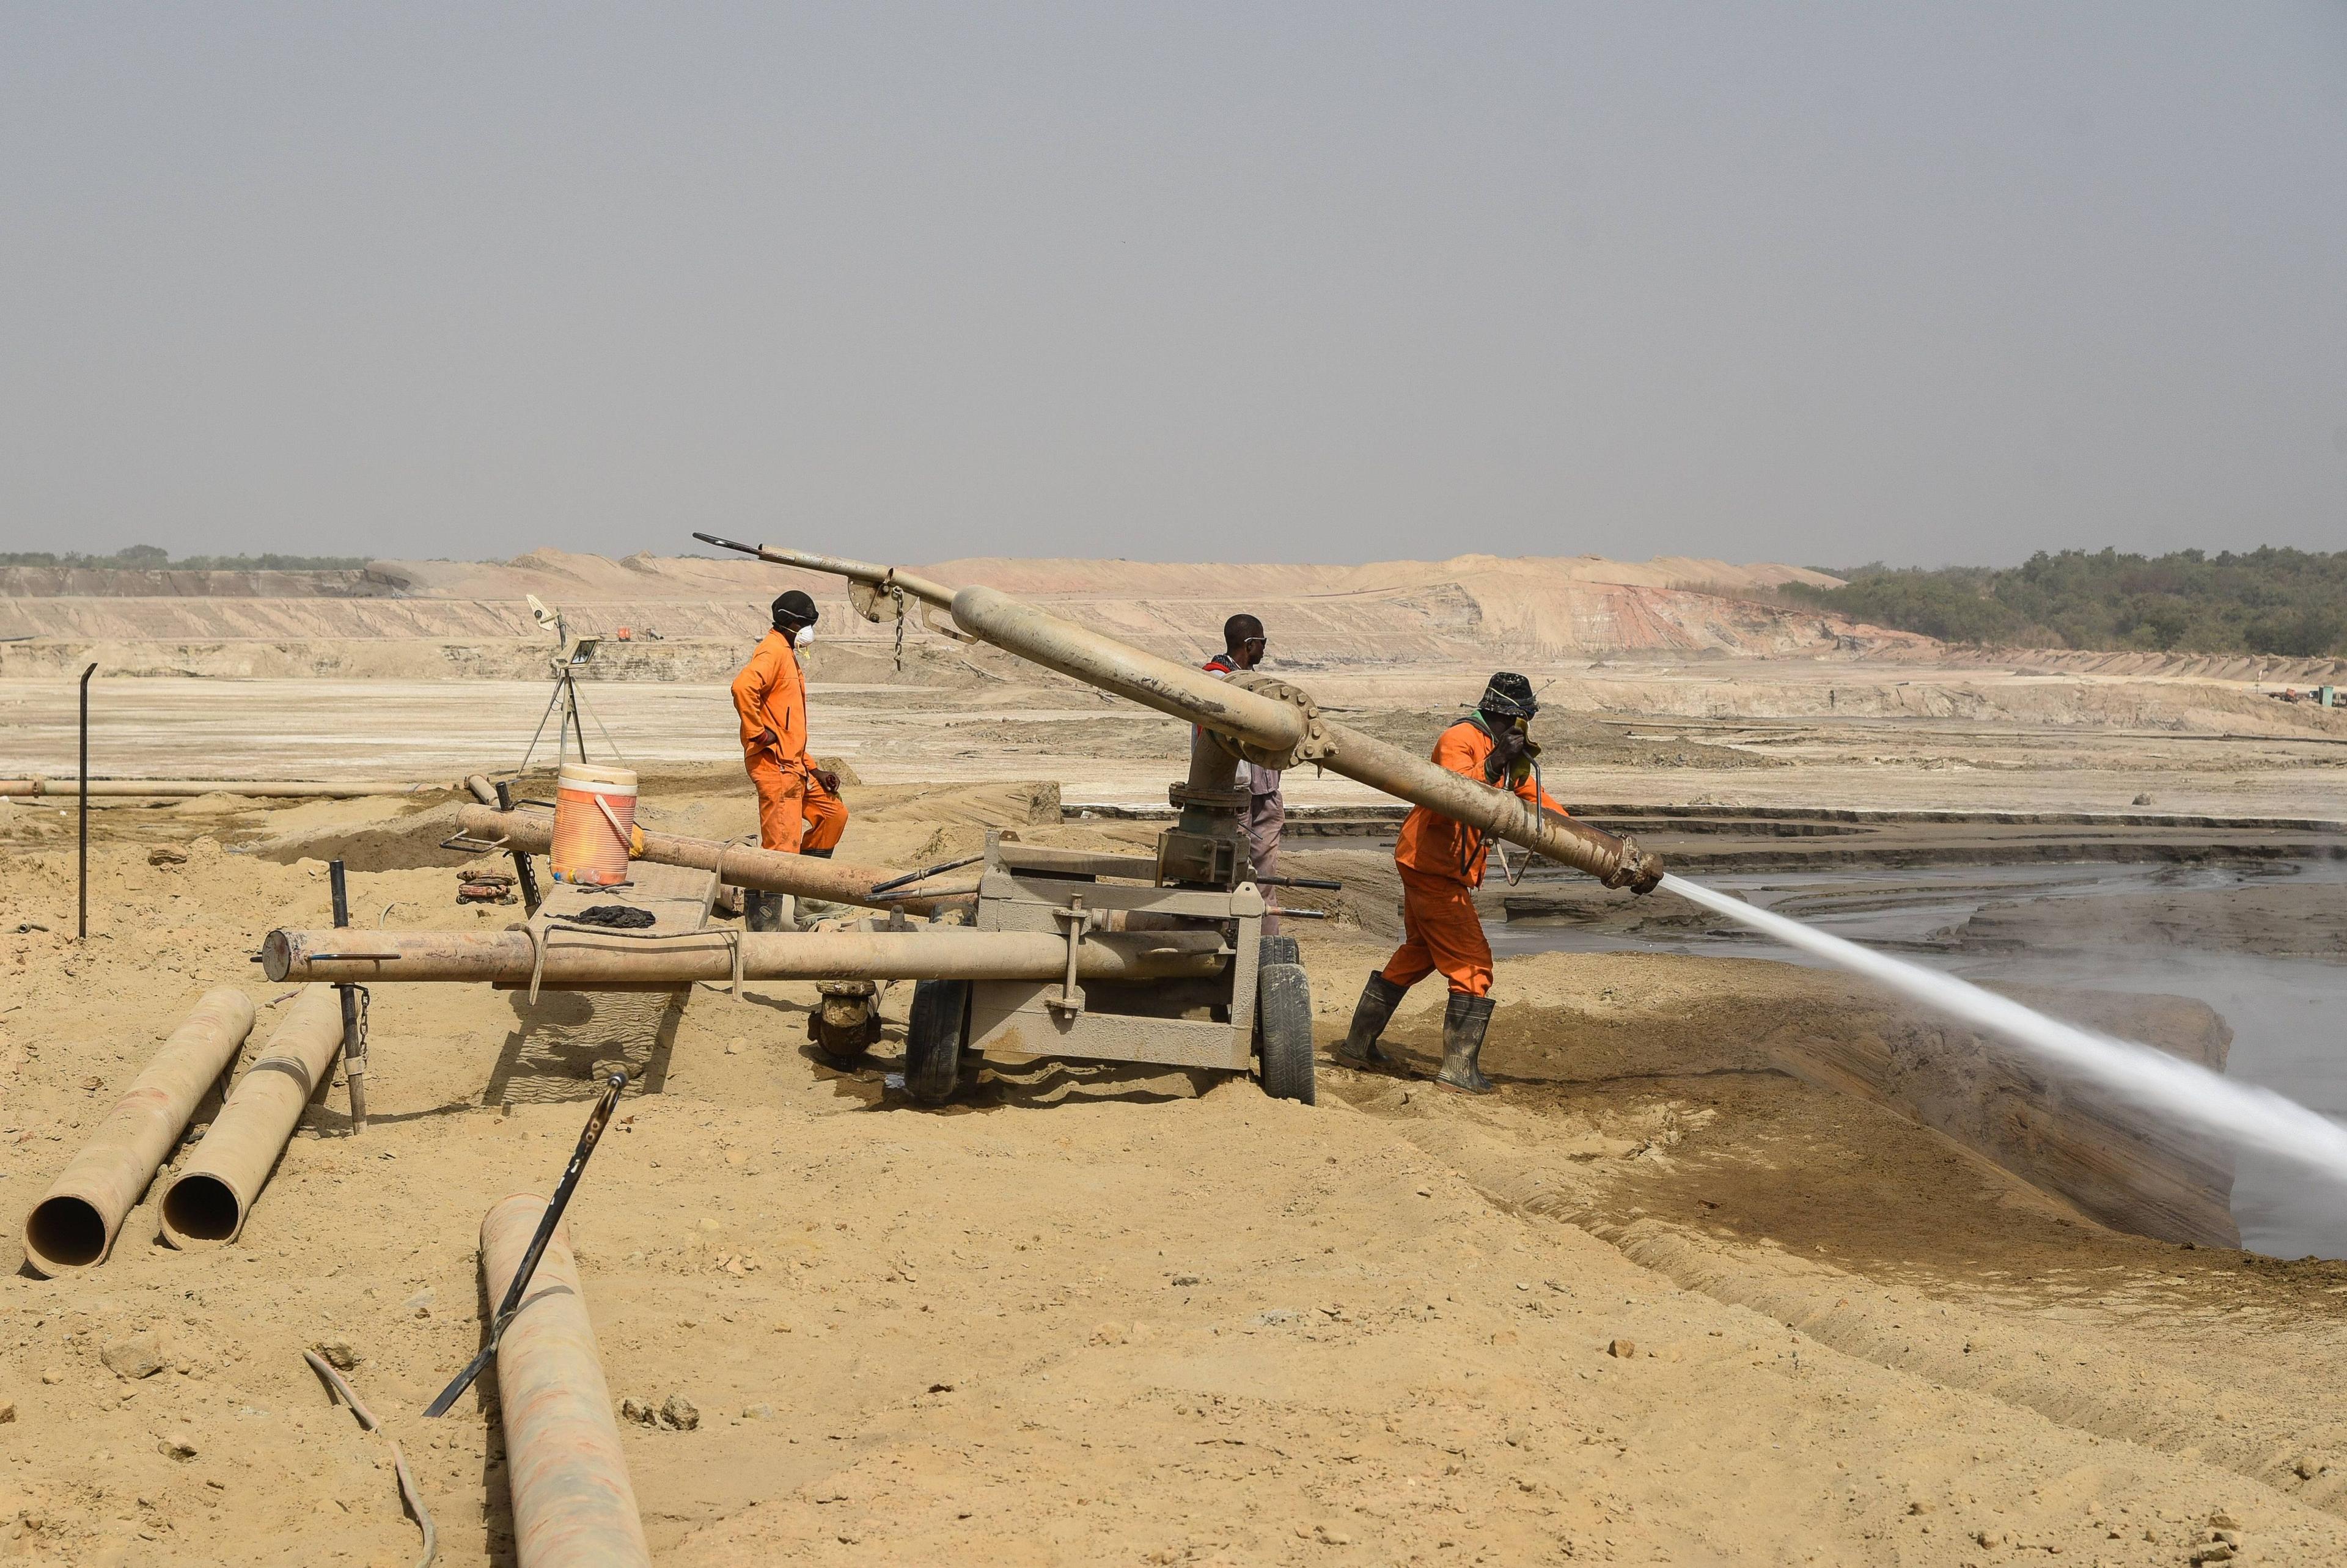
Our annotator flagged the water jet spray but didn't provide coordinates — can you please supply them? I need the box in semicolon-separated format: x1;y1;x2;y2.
1661;873;2347;1186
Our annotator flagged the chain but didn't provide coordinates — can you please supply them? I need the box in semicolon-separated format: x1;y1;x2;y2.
891;585;907;672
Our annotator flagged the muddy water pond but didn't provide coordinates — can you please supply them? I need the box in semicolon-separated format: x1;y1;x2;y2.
1494;859;2347;1258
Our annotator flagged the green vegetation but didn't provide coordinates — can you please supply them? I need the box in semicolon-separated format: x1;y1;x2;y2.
1785;548;2347;658
0;544;367;571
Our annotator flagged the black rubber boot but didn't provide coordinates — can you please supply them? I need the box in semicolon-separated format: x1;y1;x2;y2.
1337;972;1408;1067
744;890;787;933
803;846;835;859
1436;993;1497;1094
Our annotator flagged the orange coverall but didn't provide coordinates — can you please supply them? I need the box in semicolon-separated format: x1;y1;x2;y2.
731;628;846;854
1379;717;1567;997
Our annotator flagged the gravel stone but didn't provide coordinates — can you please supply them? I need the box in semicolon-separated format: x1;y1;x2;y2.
102;1333;165;1380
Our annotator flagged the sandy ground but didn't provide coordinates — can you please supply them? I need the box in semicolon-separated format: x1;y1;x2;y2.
5;636;2347;1565
5;747;2347;1566
4;662;2345;819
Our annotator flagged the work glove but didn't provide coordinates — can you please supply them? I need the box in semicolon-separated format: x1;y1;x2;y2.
1484;726;1528;784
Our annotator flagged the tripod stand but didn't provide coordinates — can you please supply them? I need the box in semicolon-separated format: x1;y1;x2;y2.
517;638;623;775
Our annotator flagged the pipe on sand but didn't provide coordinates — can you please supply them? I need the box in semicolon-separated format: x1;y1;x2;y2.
158;986;344;1248
22;988;257;1277
262;926;1230;987
480;1194;651;1568
0;778;433;798
454;803;967;917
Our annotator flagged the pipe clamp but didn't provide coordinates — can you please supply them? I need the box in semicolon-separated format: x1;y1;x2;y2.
1220;673;1336;769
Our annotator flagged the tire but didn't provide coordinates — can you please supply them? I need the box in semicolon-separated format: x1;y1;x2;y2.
1259;934;1302;968
903;980;971;1105
1255;961;1315;1105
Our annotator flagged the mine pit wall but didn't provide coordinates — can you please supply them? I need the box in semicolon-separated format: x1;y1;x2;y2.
1764;983;2239;1249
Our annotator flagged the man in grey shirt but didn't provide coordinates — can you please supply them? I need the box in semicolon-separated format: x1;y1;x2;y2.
1203;614;1284;933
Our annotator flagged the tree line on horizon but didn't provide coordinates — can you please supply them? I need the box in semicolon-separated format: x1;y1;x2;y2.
0;543;368;572
3;539;2341;660
1782;546;2347;659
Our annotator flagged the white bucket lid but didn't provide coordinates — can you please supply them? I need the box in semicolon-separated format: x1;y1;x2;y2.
558;761;639;793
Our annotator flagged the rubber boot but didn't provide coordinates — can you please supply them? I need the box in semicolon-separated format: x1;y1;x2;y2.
803;846;835;859
1337;972;1408;1067
1435;992;1497;1094
744;890;788;933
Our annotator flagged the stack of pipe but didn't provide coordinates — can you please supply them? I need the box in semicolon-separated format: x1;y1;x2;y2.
159;986;345;1248
21;989;256;1277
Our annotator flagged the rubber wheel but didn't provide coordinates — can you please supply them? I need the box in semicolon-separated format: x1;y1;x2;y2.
903;979;971;1105
1255;961;1315;1105
1260;934;1302;968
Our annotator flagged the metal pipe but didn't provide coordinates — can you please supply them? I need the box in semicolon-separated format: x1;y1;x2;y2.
952;584;1654;886
77;663;94;940
159;986;344;1248
1313;716;1656;887
329;859;369;1134
453;804;966;915
21;988;256;1277
703;540;1664;888
479;1194;651;1568
0;778;435;798
262;926;1229;987
958;585;1309;744
692;533;957;609
489;781;545;915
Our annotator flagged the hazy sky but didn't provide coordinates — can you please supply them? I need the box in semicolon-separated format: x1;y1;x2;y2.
2;3;2341;568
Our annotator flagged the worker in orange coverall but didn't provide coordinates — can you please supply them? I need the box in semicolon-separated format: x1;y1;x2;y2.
732;590;845;925
1337;672;1565;1094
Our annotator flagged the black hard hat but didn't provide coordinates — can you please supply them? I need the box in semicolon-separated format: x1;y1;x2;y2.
1478;672;1538;719
771;590;819;629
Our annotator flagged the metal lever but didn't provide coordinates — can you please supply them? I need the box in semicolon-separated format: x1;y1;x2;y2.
328;859;369;1135
869;854;985;896
425;1072;628;1417
494;778;543;914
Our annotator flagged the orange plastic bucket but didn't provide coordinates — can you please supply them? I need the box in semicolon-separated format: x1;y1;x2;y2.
550;763;637;886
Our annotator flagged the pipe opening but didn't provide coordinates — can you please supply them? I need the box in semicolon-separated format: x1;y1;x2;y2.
161;1174;242;1245
24;1195;108;1272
